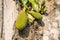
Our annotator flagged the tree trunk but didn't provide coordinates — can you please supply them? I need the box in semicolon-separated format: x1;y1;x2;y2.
0;0;60;40
0;0;2;40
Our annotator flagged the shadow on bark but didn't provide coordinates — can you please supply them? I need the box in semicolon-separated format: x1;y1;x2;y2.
12;18;45;40
18;23;30;38
18;19;45;38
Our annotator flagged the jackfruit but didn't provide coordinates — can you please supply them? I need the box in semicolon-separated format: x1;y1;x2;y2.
29;11;42;19
15;7;28;30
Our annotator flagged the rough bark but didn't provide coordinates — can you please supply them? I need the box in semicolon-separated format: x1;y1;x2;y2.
0;0;2;40
4;0;18;40
0;0;60;40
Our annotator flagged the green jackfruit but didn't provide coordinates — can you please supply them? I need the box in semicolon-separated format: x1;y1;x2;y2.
15;8;27;30
29;11;42;19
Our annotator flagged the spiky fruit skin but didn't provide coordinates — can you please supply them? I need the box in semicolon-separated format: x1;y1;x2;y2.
15;11;27;30
29;11;42;19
